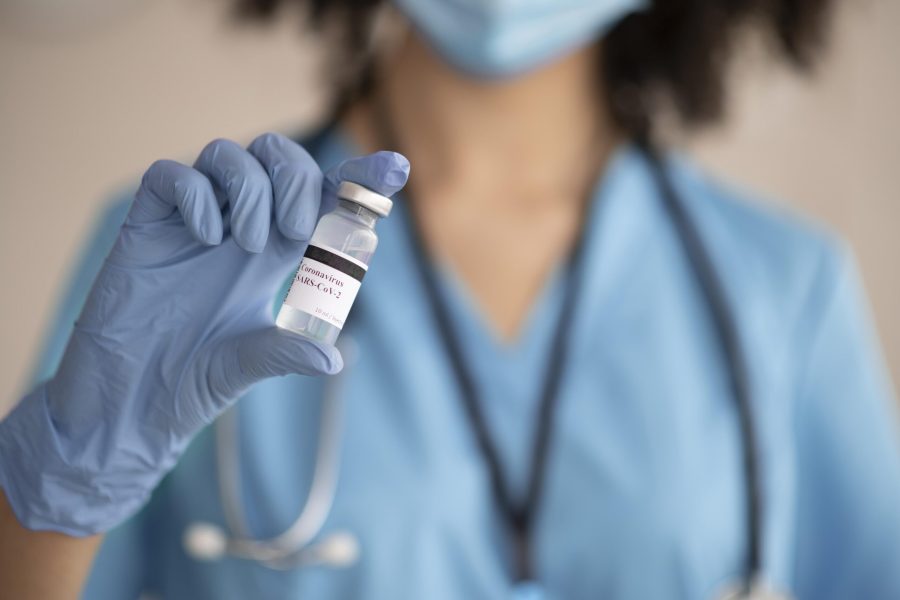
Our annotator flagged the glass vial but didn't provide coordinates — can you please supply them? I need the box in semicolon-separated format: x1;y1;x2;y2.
276;181;393;344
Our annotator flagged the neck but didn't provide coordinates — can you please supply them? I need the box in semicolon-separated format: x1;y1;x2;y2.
346;32;619;203
342;31;620;340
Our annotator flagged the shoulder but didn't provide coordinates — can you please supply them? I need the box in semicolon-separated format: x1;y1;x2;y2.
666;155;850;312
661;154;860;369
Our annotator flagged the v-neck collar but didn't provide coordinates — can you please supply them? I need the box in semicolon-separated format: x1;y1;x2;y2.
431;255;569;358
420;143;652;359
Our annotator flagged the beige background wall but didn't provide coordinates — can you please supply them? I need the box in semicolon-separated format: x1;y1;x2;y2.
0;0;898;407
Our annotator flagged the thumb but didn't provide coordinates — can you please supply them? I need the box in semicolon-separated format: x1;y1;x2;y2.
321;151;410;214
210;327;343;399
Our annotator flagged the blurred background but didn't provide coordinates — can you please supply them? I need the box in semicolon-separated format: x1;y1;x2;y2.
0;0;897;408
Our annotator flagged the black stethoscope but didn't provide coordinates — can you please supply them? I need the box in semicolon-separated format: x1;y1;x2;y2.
183;120;793;598
401;134;791;599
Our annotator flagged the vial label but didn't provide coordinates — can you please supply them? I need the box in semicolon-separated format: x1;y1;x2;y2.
283;244;368;330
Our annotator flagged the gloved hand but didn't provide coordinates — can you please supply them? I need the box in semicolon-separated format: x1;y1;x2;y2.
0;133;410;536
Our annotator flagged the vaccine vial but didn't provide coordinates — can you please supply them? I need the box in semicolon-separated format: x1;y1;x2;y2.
276;181;392;344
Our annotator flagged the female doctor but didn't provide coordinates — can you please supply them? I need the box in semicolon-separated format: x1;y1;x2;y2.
2;0;900;598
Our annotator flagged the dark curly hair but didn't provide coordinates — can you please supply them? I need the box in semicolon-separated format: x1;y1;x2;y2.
233;0;833;140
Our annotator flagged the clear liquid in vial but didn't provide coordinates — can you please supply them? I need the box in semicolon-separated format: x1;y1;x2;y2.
276;200;378;344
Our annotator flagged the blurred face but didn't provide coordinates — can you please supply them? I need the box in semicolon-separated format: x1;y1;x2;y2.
392;0;647;78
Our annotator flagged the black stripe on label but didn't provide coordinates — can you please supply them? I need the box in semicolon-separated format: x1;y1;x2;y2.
303;245;366;281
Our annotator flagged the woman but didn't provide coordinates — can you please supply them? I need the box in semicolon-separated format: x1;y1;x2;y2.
1;0;899;598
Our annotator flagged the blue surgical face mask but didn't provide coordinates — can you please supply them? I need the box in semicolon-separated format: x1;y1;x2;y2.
392;0;647;78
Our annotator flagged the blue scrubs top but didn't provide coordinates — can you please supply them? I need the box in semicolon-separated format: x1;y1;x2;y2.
32;127;900;599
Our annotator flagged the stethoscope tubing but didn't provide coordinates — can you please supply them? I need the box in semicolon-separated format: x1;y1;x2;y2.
639;140;762;588
184;129;778;598
183;336;355;569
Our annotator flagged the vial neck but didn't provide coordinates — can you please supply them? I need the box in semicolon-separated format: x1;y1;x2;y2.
338;199;379;228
